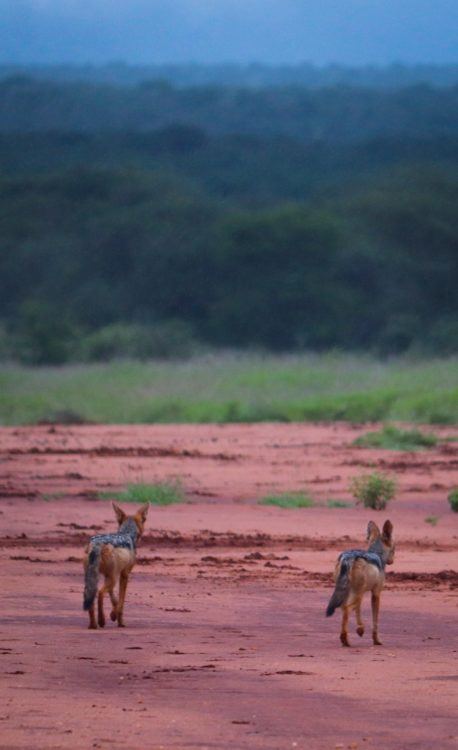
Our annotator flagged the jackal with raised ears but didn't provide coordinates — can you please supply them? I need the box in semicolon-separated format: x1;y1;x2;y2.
83;503;148;629
326;520;395;647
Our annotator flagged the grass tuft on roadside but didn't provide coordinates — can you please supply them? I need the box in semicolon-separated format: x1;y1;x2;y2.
353;425;437;450
327;499;353;508
99;480;185;506
259;492;314;509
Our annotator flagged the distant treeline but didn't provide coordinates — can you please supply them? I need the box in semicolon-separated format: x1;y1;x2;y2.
2;62;458;89
0;77;457;363
0;76;458;142
1;129;458;206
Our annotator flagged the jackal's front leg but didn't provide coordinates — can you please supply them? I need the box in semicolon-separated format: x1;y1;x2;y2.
371;592;382;645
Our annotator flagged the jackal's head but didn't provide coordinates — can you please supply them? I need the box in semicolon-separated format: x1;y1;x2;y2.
367;519;395;566
112;502;149;538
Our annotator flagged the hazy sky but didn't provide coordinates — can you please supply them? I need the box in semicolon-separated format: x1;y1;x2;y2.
1;0;457;66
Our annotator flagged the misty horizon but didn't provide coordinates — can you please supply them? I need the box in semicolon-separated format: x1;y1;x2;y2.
1;0;457;67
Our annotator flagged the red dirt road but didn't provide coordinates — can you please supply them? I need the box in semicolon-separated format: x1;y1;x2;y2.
1;423;457;750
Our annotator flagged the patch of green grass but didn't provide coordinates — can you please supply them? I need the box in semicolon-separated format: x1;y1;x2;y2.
448;489;458;513
425;515;439;526
349;472;397;511
0;354;457;425
259;492;314;509
327;499;353;508
41;491;65;501
99;480;185;506
353;425;437;450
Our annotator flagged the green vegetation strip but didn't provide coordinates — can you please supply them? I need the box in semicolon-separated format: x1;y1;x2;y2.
0;354;457;425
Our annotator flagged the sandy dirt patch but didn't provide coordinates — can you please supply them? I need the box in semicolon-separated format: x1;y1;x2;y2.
1;423;457;749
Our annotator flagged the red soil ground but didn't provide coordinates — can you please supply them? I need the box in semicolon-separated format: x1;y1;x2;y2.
1;423;457;750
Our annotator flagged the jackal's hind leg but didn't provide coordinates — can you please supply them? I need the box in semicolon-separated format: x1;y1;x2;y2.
97;587;106;628
340;605;350;647
355;598;365;637
371;592;382;645
117;571;130;627
98;575;116;628
88;602;97;629
109;589;119;622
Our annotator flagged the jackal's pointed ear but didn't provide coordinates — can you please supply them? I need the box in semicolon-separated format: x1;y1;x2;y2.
382;519;393;544
136;504;149;523
112;502;126;526
366;520;380;542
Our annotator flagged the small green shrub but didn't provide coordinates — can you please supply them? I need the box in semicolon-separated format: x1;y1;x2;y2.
0;323;13;362
327;499;353;508
424;515;439;526
448;489;458;513
260;492;314;509
349;472;396;510
13;300;80;365
353;425;437;451
37;409;88;425
99;480;185;506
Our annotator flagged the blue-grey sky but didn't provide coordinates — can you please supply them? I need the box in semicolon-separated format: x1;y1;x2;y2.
1;0;457;66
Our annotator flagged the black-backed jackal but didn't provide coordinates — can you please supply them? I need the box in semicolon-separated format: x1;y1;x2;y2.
83;503;148;629
326;520;395;647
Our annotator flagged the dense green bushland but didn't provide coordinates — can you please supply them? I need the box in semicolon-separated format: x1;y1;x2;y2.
1;77;458;140
1;164;456;360
0;76;457;362
2;130;458;206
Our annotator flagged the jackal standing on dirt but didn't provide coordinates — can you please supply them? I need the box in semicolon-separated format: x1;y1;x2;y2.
326;520;395;647
83;503;148;629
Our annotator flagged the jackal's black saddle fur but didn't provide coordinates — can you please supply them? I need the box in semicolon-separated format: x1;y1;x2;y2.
88;517;138;551
338;549;384;570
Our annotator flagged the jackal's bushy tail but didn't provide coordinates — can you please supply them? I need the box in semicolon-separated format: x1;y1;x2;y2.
83;546;101;611
326;559;351;617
